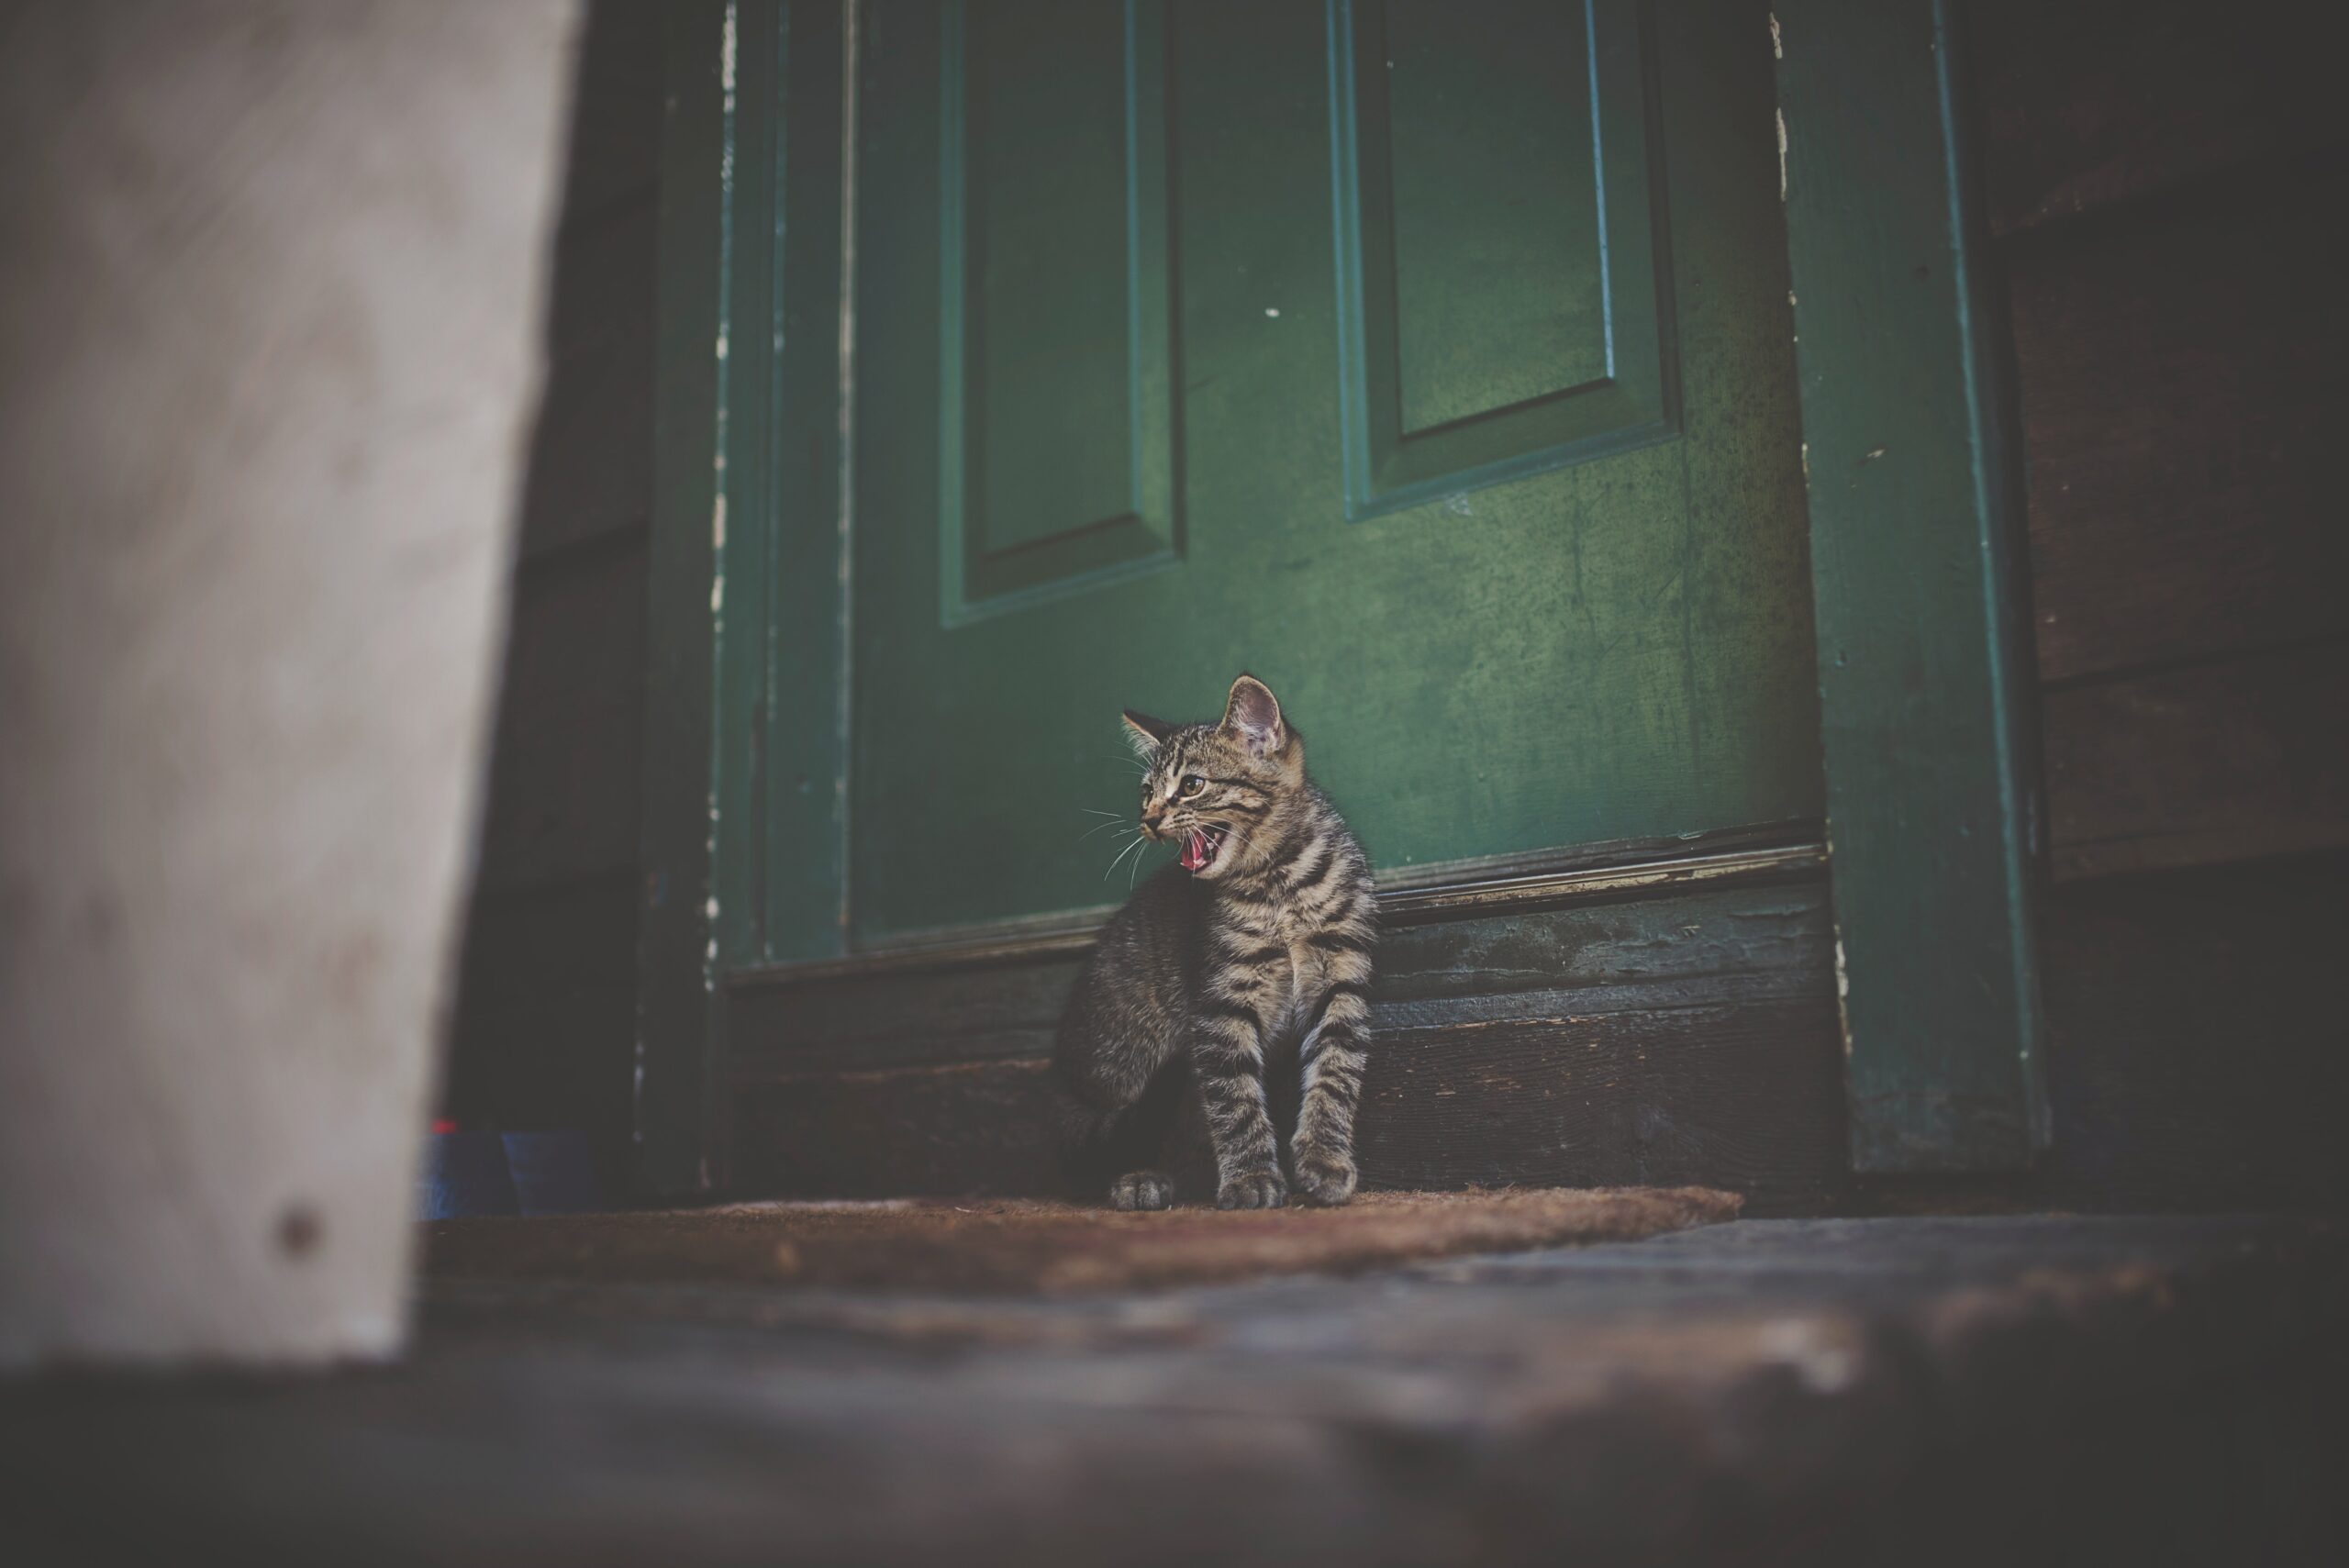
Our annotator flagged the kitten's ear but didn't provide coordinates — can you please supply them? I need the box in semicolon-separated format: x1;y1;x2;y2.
1121;707;1176;758
1219;673;1286;757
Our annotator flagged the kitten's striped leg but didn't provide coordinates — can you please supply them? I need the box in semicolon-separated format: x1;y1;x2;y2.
1190;998;1286;1209
1293;940;1374;1206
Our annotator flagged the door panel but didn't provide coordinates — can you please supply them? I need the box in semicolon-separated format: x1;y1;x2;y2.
848;0;1816;947
1335;0;1675;514
941;0;1179;617
1385;1;1608;431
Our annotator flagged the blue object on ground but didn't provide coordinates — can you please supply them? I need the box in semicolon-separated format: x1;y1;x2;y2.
501;1129;603;1215
417;1130;519;1219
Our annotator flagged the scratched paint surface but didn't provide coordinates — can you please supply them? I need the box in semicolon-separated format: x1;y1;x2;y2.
832;0;1818;943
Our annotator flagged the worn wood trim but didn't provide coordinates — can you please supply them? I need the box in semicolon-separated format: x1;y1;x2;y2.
1379;837;1821;924
755;0;852;963
724;827;1826;990
638;0;733;1197
1773;0;2049;1171
642;2;850;1198
729;876;1839;1073
726;877;1849;1211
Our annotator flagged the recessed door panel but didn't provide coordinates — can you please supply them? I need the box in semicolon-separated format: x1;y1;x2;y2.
1385;2;1609;430
941;0;1178;621
1333;0;1675;517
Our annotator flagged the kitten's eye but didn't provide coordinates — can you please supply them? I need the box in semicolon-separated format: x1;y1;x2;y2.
1179;774;1206;798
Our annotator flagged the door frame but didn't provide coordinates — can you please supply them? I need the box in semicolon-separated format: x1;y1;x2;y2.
637;0;2046;1196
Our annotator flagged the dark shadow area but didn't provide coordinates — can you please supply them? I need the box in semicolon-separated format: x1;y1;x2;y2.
440;0;661;1203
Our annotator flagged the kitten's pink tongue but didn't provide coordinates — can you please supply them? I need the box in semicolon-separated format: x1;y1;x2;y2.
1180;829;1207;872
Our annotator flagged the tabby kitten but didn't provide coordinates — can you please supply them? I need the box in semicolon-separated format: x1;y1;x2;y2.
1053;674;1375;1209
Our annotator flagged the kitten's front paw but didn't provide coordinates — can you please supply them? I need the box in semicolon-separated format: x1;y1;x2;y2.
1109;1170;1175;1211
1291;1144;1357;1207
1216;1170;1287;1210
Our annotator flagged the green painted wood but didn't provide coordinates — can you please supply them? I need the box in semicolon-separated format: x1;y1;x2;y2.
639;0;733;1195
1331;0;1676;517
1381;5;1605;428
845;0;1818;943
759;1;850;961
712;2;780;975
642;0;851;1196
936;0;1179;621
1774;0;2050;1171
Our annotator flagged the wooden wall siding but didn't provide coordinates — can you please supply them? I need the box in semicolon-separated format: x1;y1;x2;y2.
1968;0;2344;240
551;2;664;229
472;539;648;895
2043;646;2349;883
516;207;657;562
2005;174;2348;687
2034;852;2349;1212
729;880;1850;1215
1956;1;2349;1213
444;0;660;1156
1973;0;2349;888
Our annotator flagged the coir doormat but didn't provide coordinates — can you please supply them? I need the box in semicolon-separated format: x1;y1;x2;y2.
422;1186;1742;1296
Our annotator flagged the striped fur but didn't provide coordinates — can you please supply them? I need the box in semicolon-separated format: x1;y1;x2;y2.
1053;675;1375;1209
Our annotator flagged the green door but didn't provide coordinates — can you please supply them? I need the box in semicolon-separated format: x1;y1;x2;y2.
842;0;1815;947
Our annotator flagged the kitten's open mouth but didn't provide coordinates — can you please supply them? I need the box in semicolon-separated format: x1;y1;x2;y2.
1179;825;1230;873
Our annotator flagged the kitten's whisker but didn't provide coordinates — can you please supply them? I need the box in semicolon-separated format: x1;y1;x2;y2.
1077;817;1130;843
1104;832;1148;883
1098;829;1137;873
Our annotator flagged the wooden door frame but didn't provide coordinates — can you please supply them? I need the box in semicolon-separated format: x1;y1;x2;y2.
637;0;2047;1197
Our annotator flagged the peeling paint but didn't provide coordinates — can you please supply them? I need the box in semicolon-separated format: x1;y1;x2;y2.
1769;11;1783;59
1832;929;1854;1060
1775;108;1788;202
1799;440;1809;483
1861;445;1887;463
